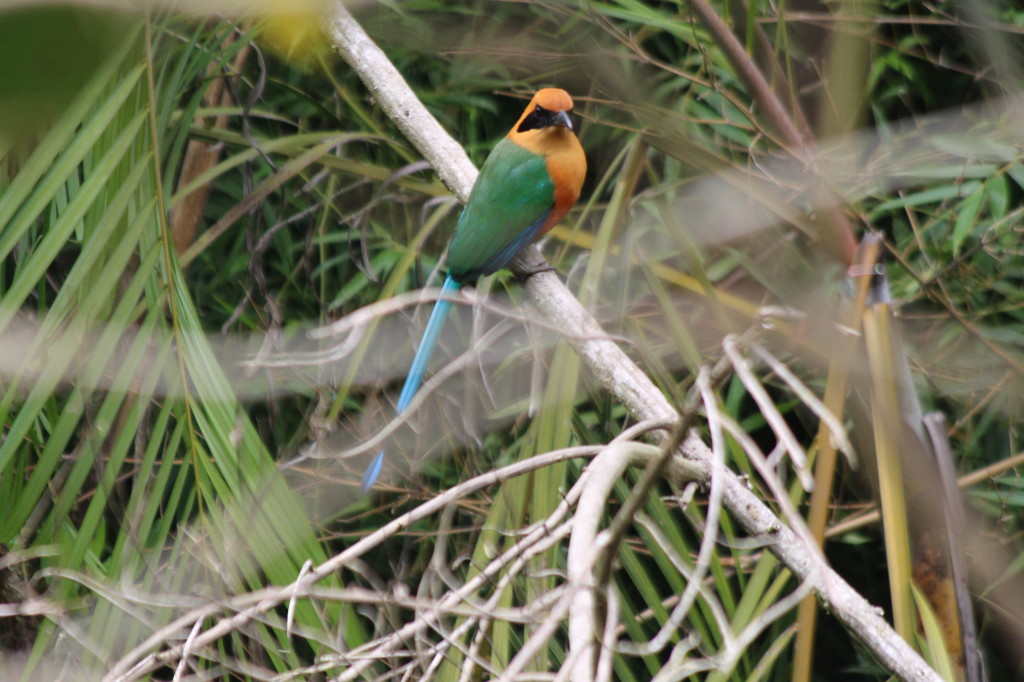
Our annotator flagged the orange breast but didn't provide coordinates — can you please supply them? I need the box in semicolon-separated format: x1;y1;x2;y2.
509;125;586;234
541;131;587;233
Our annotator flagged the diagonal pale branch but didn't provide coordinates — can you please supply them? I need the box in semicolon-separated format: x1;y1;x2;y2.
320;2;940;680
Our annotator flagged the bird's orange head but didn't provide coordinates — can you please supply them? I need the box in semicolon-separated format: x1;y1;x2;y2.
510;88;577;137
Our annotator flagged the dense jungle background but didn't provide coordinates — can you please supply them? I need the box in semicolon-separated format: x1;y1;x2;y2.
1;0;1023;679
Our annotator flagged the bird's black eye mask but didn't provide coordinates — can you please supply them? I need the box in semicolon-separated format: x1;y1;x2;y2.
518;104;576;133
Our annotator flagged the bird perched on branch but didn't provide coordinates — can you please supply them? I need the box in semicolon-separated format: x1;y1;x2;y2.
362;87;587;491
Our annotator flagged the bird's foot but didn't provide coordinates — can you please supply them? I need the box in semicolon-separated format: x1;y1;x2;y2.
515;262;557;282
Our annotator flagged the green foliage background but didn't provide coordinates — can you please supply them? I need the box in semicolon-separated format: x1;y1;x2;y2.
1;0;1023;679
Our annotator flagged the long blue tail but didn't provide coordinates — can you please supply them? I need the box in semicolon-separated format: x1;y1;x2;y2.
361;275;463;491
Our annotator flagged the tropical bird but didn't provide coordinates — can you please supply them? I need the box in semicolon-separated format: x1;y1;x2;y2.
361;87;587;491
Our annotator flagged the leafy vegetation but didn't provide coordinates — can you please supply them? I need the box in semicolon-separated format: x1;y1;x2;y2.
1;0;1023;680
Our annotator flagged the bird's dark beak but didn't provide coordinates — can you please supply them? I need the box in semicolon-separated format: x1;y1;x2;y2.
555;110;574;131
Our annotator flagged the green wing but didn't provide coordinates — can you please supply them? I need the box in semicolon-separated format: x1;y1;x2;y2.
447;138;554;282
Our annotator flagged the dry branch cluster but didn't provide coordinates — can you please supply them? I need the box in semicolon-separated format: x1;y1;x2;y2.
98;334;882;681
